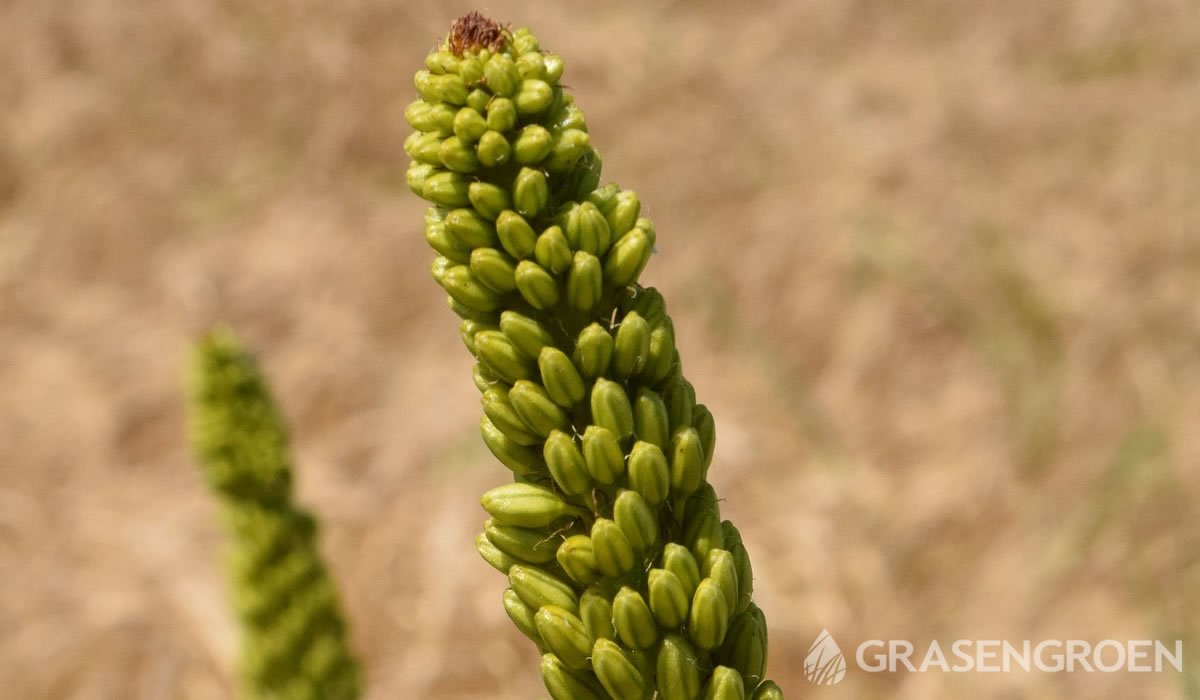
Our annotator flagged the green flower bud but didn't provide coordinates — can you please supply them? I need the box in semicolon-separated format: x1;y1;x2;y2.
482;484;583;529
516;52;546;80
448;295;499;324
469;247;518;294
475;129;512;167
510;380;571;438
512;31;540;55
750;680;784;700
634;388;670;449
581;425;624;485
535;605;593;670
425;50;460;74
704;666;746;700
483;54;521;96
515;260;560;310
688;579;730;650
422;171;472;207
686;508;724;566
592;638;647;699
513;167;550;217
444;207;498;249
670;427;705;498
590;378;634;439
557;534;601;585
605;227;654;287
425;220;472;264
514;124;554;164
458;55;485;87
544;128;592;173
475;330;535;384
440;265;500;313
606;190;642;236
613;586;658;649
406;161;436;196
664;379;696;434
544;430;591;495
499;310;555;358
466;88;491;113
718;604;767;690
453;107;489;143
486;519;559;565
481;387;540;446
555;103;587;131
432;256;453;284
657;634;702;700
591;518;635;577
473;363;500;393
728;539;754;615
486;96;518;131
642;319;677;385
613;489;657;554
540;654;605;700
628;440;670;506
648;568;690;629
661;543;701;598
503;588;543;644
573;323;614;379
566;251;603;311
509;564;581;614
406;131;443;165
539;347;587;408
496;210;538;258
694;403;717;471
405;101;455;136
580;585;616;643
415;70;468;105
703;549;740;615
461;316;496;355
613;312;650;379
515;79;554;115
439;135;480;172
535;225;573;274
465;183;508;222
543;53;565;83
481;416;545;476
476;531;519;574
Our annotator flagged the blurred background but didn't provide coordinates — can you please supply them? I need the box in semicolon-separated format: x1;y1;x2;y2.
2;0;1198;698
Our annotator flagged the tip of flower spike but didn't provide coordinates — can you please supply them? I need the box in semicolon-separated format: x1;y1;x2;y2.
449;11;507;57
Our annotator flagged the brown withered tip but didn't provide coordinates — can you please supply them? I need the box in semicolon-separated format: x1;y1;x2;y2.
449;11;507;57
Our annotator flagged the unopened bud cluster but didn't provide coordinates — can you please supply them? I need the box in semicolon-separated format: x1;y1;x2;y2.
407;13;782;699
187;331;361;700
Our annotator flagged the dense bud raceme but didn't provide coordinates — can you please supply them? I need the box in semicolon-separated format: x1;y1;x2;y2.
409;13;782;697
186;331;361;699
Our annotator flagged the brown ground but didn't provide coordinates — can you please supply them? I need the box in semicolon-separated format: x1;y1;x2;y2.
2;1;1199;698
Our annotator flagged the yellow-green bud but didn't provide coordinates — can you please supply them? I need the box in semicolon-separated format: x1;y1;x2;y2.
515;260;560;310
703;549;740;615
470;248;517;294
535;605;593;670
704;666;746;700
476;531;519;573
613;586;658;649
613;312;650;379
496;210;538;258
573;323;614;379
475;330;535;383
534;225;573;274
613;489;657;554
591;378;634;440
540;654;604;700
499;310;555;358
480;416;545;476
482;484;583;529
509;379;571;438
648;568;690;629
468;181;512;220
515;79;554;115
543;430;591;495
556;534;601;585
539;347;587;408
661;543;701;598
481;387;541;446
582;425;624;485
670;427;706;497
592;638;648;699
503;588;543;644
688;579;730;650
483;54;521;97
634;388;670;449
545;129;591;172
475;130;511;167
509;564;581;614
453;107;489;143
718;604;768;690
605;228;653;287
486;519;559;565
628;440;670;506
657;634;702;700
514;124;554;164
513;167;550;217
751;680;783;700
580;585;616;643
444;207;498;249
422;171;472;207
439;135;480;172
486;96;518;131
591;518;635;577
440;265;500;313
566;251;603;311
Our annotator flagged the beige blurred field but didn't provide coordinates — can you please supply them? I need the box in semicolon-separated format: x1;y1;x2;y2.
2;0;1199;698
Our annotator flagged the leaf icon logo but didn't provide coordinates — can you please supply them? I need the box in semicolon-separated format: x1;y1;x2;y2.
805;629;848;685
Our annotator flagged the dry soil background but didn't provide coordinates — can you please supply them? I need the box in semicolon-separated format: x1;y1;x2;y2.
2;1;1199;698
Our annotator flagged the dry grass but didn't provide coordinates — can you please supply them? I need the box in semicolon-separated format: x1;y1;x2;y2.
1;1;1199;697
